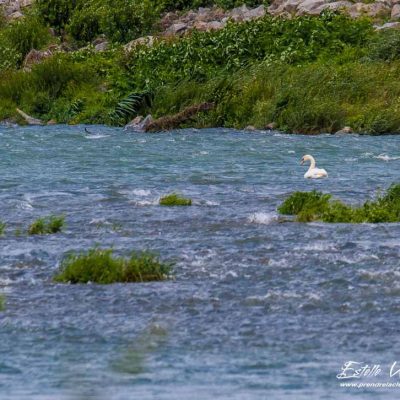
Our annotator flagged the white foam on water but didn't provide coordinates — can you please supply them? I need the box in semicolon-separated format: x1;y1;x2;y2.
85;134;110;139
248;212;276;225
374;153;400;161
132;189;151;196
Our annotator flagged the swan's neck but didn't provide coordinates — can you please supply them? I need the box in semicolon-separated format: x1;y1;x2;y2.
308;157;316;170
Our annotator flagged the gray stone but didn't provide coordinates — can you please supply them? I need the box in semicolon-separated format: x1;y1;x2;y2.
375;21;400;29
296;0;329;16
167;23;188;35
124;115;154;132
124;36;155;52
335;126;353;134
392;3;400;18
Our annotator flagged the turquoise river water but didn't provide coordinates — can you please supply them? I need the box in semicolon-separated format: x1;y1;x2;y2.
0;126;400;399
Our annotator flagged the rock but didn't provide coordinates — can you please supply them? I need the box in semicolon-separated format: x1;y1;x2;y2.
230;5;250;21
313;1;353;14
392;4;400;18
296;0;329;15
193;21;209;31
269;0;303;15
8;11;23;19
94;41;109;52
124;36;155;52
265;122;277;130
16;108;44;125
124;115;154;132
245;5;266;19
245;125;256;131
206;21;224;30
348;2;390;18
375;21;400;29
23;46;58;70
335;126;353;134
47;119;57;125
166;23;188;35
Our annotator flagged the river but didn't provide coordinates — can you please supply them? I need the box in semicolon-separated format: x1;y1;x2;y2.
0;126;399;399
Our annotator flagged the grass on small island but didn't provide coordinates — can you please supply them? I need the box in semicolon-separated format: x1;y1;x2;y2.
278;184;400;223
54;248;172;284
0;221;5;236
28;215;65;235
159;193;192;206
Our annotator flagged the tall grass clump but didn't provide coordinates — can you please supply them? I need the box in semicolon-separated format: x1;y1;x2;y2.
159;193;192;206
54;248;172;284
0;15;52;71
278;184;400;223
28;215;65;235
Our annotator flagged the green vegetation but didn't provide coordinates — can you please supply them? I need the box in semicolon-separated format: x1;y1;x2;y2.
1;3;400;133
54;248;172;284
28;215;65;235
159;193;192;206
0;221;5;236
278;184;400;223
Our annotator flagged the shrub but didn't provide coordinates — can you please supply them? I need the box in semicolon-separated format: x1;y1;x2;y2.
28;215;65;235
54;248;172;284
67;0;158;44
159;193;192;206
35;0;79;32
278;184;400;223
0;15;52;70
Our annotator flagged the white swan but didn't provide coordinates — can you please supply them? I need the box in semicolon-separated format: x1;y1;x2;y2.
301;155;328;179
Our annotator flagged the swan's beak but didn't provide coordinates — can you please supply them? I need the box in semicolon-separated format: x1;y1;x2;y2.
300;159;304;165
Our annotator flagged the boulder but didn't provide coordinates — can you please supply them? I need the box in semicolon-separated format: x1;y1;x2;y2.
296;0;329;16
335;126;353;134
392;3;400;18
166;23;188;35
348;2;390;18
124;36;155;52
265;122;277;130
93;38;109;52
124;115;154;132
312;1;353;14
206;21;224;30
375;21;400;29
23;46;58;70
230;4;250;21
269;0;303;15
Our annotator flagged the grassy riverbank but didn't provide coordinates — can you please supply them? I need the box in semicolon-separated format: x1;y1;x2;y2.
1;3;400;133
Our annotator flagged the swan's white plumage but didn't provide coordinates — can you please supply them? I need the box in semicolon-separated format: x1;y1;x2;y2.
301;155;328;179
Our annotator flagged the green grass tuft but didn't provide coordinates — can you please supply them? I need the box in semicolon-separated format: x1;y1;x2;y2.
159;193;192;206
28;215;65;235
278;184;400;223
0;221;5;236
54;248;172;284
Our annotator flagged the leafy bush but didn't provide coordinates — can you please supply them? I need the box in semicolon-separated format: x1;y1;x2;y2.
126;12;372;91
67;0;159;44
36;0;79;32
28;215;65;235
0;15;52;70
277;184;400;223
159;193;192;206
54;248;172;284
368;29;400;62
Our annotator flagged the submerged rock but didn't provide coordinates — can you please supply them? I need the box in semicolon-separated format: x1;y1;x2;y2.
124;115;154;132
335;126;353;134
